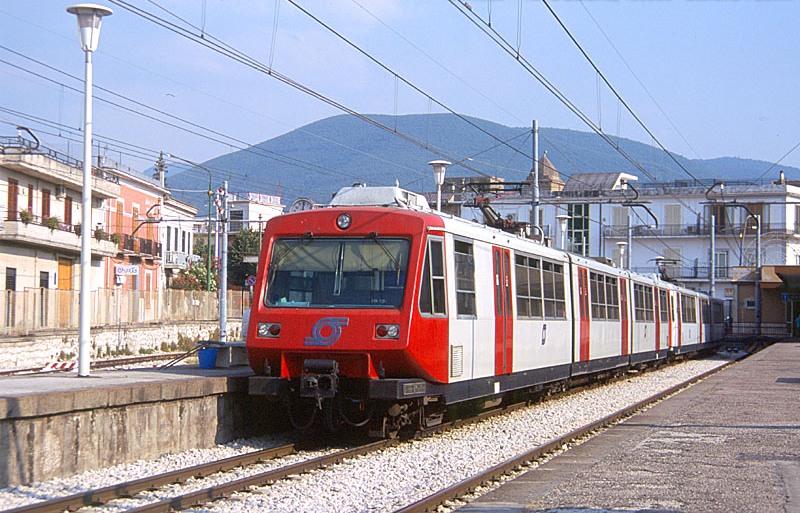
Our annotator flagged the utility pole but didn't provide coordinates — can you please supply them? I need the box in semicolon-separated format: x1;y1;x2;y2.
709;214;716;298
755;214;762;335
530;119;540;231
154;151;166;188
219;181;229;343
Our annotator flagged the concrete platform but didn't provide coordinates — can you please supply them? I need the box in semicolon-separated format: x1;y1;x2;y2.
0;365;267;488
461;341;800;513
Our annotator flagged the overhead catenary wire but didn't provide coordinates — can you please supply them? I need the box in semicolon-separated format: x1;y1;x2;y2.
447;0;717;266
107;0;495;180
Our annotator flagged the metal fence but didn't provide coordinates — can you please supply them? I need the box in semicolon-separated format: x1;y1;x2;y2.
1;288;252;337
727;322;789;338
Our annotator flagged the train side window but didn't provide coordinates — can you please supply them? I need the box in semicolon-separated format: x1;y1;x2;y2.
454;240;476;316
419;237;447;316
590;272;606;319
515;254;543;319
606;276;619;320
659;290;669;322
542;260;565;319
590;272;619;320
634;283;654;321
681;294;697;323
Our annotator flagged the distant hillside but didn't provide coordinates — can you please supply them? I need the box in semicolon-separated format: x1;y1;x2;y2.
167;114;798;210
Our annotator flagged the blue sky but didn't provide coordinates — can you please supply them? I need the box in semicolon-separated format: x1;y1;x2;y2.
2;1;799;185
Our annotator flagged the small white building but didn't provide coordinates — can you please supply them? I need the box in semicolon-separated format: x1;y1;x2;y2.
161;195;199;288
228;192;284;234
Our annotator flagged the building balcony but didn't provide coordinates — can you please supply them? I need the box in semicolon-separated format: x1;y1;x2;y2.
0;218;118;256
604;222;797;238
0;153;120;200
631;265;734;282
164;250;193;268
120;234;162;259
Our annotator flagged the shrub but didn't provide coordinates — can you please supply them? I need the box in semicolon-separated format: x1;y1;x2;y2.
45;216;61;230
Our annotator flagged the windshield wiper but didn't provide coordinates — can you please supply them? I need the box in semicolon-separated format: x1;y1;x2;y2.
267;232;313;285
369;232;405;283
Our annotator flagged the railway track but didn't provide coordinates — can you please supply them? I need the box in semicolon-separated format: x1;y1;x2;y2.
1;353;740;512
4;403;522;513
396;359;736;513
0;353;189;377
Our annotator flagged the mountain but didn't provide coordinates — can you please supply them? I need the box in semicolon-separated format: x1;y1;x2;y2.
166;114;798;210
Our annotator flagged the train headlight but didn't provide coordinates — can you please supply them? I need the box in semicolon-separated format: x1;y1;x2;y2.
375;324;399;339
336;213;352;230
257;322;281;338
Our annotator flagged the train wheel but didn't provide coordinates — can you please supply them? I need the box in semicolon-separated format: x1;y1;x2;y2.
368;416;399;439
287;396;318;432
338;397;371;428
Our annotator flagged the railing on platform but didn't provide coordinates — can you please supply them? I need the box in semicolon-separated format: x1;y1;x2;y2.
726;322;788;338
0;288;252;337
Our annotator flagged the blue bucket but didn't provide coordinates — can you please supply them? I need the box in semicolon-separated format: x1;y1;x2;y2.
198;348;218;369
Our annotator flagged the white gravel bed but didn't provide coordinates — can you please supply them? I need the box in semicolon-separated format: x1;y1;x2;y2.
0;352;741;512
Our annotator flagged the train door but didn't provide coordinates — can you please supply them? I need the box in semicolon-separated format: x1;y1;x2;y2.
577;267;590;361
699;298;705;344
675;294;682;347
619;278;629;356
654;289;661;351
492;247;513;375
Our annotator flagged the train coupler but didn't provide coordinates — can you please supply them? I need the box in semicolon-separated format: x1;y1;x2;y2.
299;359;339;406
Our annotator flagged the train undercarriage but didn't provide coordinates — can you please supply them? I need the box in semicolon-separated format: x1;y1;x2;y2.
276;359;445;438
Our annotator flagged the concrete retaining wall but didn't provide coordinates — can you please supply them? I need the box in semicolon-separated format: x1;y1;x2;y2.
0;369;269;487
0;320;245;371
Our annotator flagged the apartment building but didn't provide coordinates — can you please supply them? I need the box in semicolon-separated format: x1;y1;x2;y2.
453;156;800;330
0;135;196;296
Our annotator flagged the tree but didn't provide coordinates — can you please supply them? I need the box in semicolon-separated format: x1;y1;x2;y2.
171;259;219;291
228;227;261;287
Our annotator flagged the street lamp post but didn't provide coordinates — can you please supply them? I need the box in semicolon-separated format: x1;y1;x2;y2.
616;241;628;269
67;3;112;377
556;214;570;250
626;223;656;270
428;160;451;212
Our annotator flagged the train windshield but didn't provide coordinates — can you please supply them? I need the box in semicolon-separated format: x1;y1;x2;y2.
265;237;410;308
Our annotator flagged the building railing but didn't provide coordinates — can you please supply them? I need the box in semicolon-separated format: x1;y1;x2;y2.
165;251;191;266
2;211;79;233
121;234;162;257
631;265;734;280
1;287;252;337
604;222;797;238
727;322;788;338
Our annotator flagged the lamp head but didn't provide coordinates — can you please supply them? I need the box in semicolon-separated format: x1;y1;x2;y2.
67;4;113;52
428;160;451;186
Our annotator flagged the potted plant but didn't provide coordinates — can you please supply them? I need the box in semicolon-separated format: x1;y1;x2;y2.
19;209;33;224
45;216;61;230
74;224;82;236
94;226;108;240
110;232;123;245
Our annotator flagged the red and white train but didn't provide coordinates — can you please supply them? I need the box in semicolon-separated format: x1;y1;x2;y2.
247;185;724;437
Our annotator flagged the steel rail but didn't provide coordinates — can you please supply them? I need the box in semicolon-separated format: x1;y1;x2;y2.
4;444;295;513
395;359;738;513
122;439;400;513
0;353;188;377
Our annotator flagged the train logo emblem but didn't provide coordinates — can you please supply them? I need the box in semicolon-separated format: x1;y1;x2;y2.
304;317;349;346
